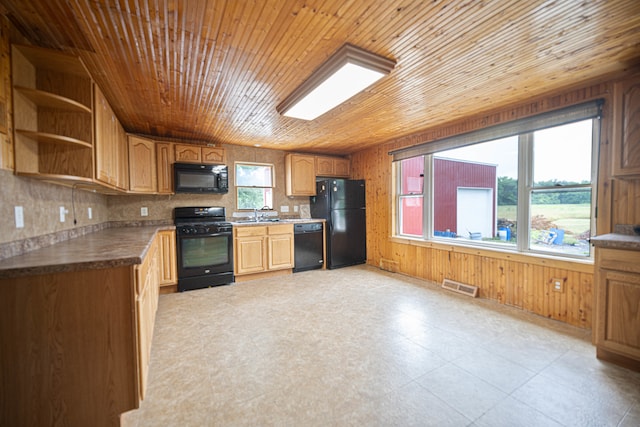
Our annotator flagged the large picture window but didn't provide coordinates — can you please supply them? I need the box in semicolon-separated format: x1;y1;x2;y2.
393;102;600;259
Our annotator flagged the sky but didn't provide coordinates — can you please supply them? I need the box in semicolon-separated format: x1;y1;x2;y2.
436;119;593;182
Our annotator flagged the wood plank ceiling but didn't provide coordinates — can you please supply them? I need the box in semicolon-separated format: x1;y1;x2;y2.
1;0;639;154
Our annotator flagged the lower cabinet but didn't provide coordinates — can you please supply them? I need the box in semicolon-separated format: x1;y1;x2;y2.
595;248;640;370
234;224;294;277
158;230;177;288
135;236;160;401
0;230;169;426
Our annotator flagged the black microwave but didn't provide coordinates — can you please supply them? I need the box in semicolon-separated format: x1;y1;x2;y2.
174;163;229;194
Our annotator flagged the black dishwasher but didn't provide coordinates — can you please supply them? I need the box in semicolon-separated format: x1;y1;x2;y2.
293;222;324;272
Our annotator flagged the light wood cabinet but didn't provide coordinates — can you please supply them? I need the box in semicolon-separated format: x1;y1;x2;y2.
595;247;640;371
267;224;295;270
175;143;226;164
235;226;268;275
234;224;294;276
315;155;350;177
94;85;128;190
202;146;226;163
285;153;316;196
135;237;160;400
612;75;640;177
116;120;129;190
11;44;94;186
128;135;157;193
94;85;113;185
156;142;174;194
158;230;177;286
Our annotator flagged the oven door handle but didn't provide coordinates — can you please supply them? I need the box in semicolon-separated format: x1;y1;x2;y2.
202;231;233;237
177;232;232;238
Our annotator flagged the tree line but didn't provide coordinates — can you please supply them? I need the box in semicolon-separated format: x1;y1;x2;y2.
497;177;591;205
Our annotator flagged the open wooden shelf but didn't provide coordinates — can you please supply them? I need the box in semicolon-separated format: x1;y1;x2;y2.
14;86;91;114
13;44;89;77
16;130;92;148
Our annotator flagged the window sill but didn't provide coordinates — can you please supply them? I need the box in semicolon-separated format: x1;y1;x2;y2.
389;235;594;273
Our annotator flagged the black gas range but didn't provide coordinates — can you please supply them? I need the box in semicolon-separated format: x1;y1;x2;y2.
174;207;234;291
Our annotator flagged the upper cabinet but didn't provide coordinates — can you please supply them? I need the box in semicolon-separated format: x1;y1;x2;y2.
175;143;225;164
285;153;351;196
285;153;316;196
156;142;174;194
315;155;350;177
95;85;128;190
11;44;94;186
612;75;640;178
128;135;157;193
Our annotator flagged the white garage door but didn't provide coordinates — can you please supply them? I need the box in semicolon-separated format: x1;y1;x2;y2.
457;187;493;239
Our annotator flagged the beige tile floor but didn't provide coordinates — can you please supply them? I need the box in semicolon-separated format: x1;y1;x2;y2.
123;265;640;426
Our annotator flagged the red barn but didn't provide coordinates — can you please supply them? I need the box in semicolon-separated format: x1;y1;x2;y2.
401;157;497;239
433;157;497;239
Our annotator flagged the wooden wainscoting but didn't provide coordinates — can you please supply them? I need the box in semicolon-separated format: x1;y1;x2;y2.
388;239;593;328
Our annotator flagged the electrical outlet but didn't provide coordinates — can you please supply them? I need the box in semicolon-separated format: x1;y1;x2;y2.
140;207;149;217
15;206;24;228
280;205;289;213
88;207;92;219
59;206;69;223
294;205;299;212
552;278;564;293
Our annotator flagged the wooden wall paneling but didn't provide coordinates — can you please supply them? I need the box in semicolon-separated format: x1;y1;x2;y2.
580;272;593;329
412;245;423;279
0;17;13;170
521;263;534;315
505;261;522;309
597;100;613;233
533;265;546;320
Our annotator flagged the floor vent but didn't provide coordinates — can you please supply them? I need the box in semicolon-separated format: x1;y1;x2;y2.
442;279;478;298
379;258;399;273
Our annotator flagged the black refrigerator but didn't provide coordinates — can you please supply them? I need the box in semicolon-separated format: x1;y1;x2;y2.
310;179;366;269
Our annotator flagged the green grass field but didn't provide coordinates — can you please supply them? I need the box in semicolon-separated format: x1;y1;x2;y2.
498;203;591;236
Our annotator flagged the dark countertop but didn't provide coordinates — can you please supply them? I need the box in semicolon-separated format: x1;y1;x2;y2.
591;224;640;251
0;225;175;279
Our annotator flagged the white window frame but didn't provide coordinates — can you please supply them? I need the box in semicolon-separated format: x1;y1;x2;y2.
392;104;601;261
234;161;275;211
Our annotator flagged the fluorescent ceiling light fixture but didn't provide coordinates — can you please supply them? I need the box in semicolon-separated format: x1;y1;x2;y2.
277;44;395;120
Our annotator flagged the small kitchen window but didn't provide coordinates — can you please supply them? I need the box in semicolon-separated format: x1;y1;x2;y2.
235;162;274;210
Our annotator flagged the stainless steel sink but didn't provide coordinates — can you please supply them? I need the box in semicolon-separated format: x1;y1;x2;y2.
234;218;280;223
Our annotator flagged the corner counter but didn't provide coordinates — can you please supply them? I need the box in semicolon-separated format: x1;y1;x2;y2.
0;225;175;426
0;225;175;278
591;225;640;372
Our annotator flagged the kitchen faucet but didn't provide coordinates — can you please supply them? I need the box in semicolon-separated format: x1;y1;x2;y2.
253;206;271;222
